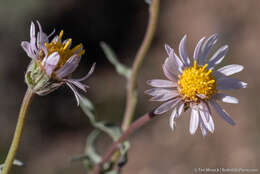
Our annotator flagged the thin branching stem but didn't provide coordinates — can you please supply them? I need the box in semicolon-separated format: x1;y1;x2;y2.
121;0;160;131
92;111;157;174
2;88;34;174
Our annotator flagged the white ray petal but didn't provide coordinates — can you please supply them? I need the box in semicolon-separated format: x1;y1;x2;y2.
147;79;177;88
169;108;177;131
189;109;199;134
214;93;239;104
217;64;244;76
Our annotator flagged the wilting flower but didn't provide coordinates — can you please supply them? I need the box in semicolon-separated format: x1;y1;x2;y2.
21;21;95;104
146;34;247;136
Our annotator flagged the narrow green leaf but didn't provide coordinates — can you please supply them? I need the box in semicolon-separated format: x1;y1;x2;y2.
76;96;131;173
85;130;102;164
100;42;131;79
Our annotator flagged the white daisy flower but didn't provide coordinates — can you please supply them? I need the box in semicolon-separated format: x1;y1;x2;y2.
145;34;247;136
21;21;95;104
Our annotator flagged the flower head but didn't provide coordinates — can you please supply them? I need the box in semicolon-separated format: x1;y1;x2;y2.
146;34;247;136
21;21;95;104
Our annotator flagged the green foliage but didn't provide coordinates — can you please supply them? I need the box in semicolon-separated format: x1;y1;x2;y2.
100;42;131;79
73;96;130;174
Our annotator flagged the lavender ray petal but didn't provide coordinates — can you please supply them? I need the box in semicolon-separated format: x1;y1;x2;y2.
55;55;80;79
21;41;36;59
199;103;214;133
217;77;247;90
208;45;229;69
193;37;205;61
30;22;36;45
71;63;96;82
154;98;180;115
44;52;60;76
200;119;209;137
198;33;218;65
212;71;226;80
162;63;178;81
210;99;235;125
165;44;173;56
66;82;80;106
48;29;56;39
177;102;184;117
179;34;191;66
150;92;179;102
36;20;48;48
66;79;88;92
145;88;177;97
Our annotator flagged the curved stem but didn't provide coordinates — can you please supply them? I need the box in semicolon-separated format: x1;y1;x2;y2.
2;88;34;174
121;0;160;131
92;111;157;174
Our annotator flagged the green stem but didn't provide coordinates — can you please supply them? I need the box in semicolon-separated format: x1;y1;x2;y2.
92;111;157;174
121;0;160;131
2;88;34;174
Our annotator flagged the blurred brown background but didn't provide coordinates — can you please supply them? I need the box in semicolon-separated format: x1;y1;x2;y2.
0;0;259;174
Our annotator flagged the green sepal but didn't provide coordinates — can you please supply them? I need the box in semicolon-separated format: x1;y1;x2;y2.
25;60;63;96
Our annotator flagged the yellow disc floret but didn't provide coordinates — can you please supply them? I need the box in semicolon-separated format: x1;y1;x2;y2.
44;30;85;69
178;61;217;102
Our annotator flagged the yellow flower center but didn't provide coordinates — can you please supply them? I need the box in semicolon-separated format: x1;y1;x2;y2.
44;30;85;69
178;61;217;102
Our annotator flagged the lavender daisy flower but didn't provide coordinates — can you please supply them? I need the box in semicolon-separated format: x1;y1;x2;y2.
21;21;95;104
145;34;247;136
